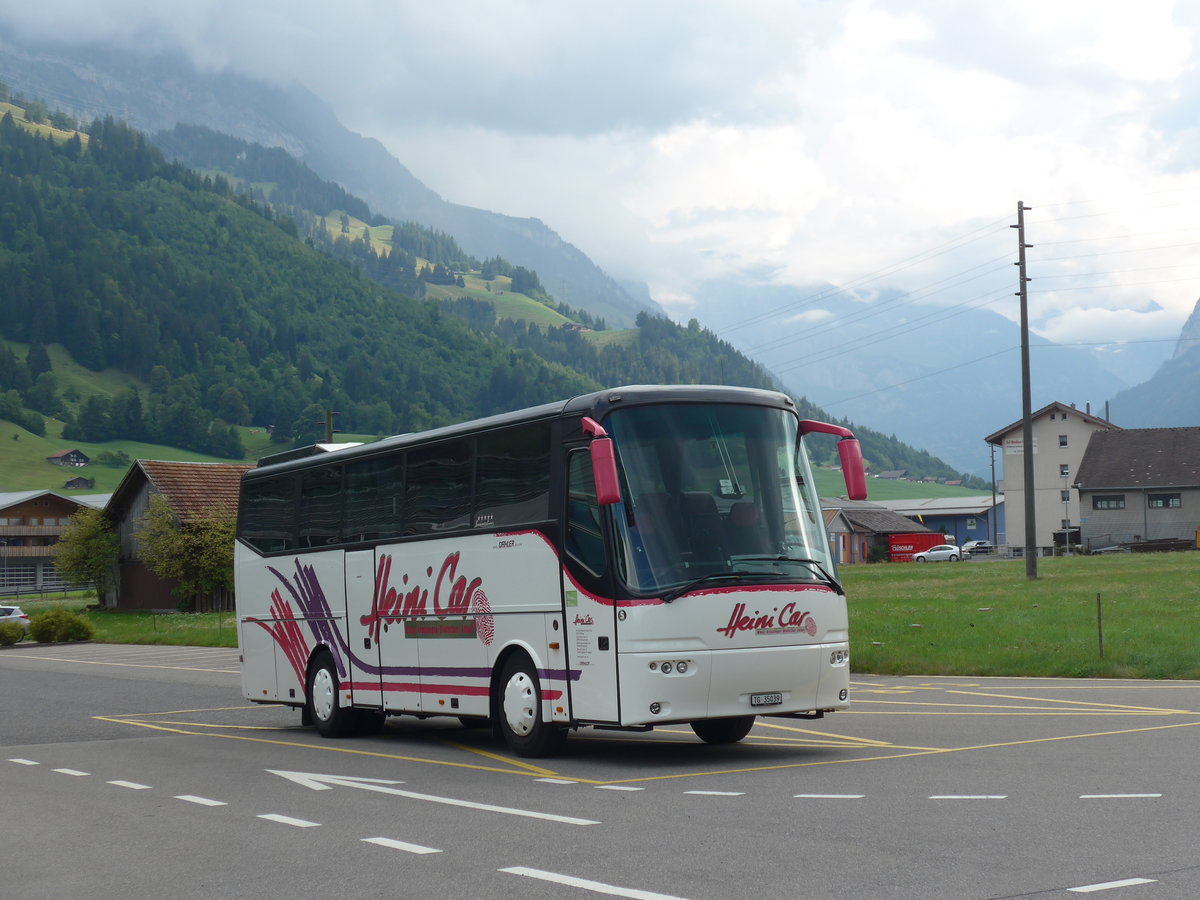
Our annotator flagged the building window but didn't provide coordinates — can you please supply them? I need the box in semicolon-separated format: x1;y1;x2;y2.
1061;519;1071;530
1058;434;1068;447
1059;464;1070;477
1061;490;1070;502
1092;495;1125;511
1049;413;1056;420
1147;493;1182;509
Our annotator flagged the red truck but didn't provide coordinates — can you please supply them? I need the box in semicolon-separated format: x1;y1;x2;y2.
888;532;946;562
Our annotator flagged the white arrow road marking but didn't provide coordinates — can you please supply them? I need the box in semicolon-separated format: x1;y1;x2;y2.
1068;877;1156;893
502;867;692;899
267;770;599;825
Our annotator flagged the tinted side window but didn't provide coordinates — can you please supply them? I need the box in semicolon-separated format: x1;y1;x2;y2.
240;475;298;553
345;455;404;542
299;466;343;547
475;425;552;528
406;440;472;534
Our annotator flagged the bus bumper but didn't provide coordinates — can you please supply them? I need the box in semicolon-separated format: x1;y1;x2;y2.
617;641;850;727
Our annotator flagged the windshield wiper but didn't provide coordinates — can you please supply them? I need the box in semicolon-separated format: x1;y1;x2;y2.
660;572;751;603
727;556;843;595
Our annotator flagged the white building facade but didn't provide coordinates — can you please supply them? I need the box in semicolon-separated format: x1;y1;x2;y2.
984;403;1119;552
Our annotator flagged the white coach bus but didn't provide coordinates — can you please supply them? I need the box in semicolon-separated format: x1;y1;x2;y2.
235;385;867;757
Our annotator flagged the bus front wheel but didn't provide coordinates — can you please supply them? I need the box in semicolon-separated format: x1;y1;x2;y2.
690;715;756;745
306;652;356;738
497;654;567;758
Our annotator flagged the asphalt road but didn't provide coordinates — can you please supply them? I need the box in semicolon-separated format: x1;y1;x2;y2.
3;643;1199;899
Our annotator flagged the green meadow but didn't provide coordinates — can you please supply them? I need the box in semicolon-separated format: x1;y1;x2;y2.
844;551;1200;680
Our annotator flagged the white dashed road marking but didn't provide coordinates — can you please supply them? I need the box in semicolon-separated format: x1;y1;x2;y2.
108;780;152;790
175;794;227;807
258;813;320;828
52;768;89;776
795;793;865;799
362;836;442;855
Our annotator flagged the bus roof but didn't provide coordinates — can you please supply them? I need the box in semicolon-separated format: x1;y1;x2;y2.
246;384;794;479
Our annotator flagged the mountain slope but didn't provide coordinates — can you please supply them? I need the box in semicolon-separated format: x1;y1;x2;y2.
0;34;658;329
1107;296;1200;426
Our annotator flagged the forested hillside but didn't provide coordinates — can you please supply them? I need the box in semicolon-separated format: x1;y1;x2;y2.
0;105;984;487
0;113;596;454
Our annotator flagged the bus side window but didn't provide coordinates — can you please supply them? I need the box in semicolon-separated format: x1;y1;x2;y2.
565;451;606;575
406;440;472;534
476;424;552;528
344;454;404;542
299;466;343;547
241;474;298;553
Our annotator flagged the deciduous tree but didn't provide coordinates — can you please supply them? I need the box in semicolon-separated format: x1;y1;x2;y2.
54;508;119;603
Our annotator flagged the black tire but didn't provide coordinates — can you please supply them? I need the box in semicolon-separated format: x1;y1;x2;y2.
915;556;927;563
690;715;756;745
496;654;567;758
949;554;959;562
306;651;356;738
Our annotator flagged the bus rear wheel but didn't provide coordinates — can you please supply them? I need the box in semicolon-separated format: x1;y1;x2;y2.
496;654;567;758
306;652;356;738
690;715;756;745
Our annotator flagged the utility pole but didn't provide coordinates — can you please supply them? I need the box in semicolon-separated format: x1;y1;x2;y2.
1012;201;1037;579
322;410;339;443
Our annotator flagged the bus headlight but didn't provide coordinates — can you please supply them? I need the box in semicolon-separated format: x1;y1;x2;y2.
661;662;672;674
676;660;688;674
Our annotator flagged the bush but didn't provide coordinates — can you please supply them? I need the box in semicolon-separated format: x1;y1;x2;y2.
28;609;95;643
0;621;25;646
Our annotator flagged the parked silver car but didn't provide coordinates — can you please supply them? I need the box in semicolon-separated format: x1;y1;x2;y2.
913;544;967;562
0;604;30;638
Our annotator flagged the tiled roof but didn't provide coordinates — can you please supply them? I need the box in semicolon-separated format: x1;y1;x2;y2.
137;460;254;523
840;506;933;535
1075;427;1200;489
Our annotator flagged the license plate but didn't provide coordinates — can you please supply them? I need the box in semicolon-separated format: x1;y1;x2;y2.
751;692;783;707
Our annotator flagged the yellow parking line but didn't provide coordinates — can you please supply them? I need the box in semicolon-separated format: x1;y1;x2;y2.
93;715;558;777
944;689;1197;715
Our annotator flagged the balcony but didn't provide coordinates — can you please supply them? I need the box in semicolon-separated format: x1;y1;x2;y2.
0;545;57;557
0;525;64;538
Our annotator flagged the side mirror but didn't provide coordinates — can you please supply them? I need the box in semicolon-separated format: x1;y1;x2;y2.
799;419;868;502
582;417;621;505
837;438;867;501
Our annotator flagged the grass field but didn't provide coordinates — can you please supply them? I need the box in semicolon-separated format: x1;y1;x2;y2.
844;551;1200;680
9;552;1198;680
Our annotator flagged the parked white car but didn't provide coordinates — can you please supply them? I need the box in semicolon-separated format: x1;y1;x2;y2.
913;544;967;562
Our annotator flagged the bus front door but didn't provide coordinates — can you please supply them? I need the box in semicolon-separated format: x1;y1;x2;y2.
562;449;620;724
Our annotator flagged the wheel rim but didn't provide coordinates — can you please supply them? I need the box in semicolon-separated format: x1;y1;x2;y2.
503;670;538;736
311;666;336;722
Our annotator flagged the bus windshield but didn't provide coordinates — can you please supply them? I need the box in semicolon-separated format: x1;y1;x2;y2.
606;403;835;595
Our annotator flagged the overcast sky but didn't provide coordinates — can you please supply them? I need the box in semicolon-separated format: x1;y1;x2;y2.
5;0;1200;352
